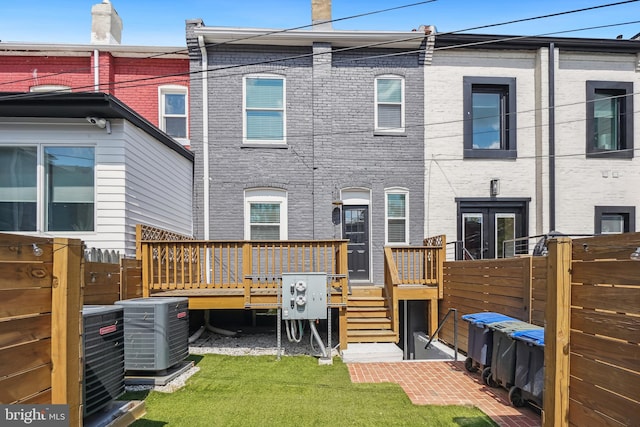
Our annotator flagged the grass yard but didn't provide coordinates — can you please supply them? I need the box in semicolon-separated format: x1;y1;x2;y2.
124;354;497;427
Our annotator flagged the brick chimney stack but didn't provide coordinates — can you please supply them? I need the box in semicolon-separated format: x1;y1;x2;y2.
311;0;332;30
91;0;123;45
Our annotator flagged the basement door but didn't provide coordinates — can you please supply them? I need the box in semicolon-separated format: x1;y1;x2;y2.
342;205;370;280
457;200;528;260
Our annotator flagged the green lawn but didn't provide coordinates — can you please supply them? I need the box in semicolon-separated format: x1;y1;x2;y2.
124;354;496;427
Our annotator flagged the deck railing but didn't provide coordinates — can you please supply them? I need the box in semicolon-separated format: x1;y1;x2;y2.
383;236;446;337
139;238;349;305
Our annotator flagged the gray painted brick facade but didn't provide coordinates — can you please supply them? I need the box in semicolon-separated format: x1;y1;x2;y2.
187;22;425;284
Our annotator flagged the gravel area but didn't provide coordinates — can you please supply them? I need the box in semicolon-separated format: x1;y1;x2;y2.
189;325;339;357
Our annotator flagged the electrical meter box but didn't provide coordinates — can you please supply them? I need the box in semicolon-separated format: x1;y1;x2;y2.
281;273;327;320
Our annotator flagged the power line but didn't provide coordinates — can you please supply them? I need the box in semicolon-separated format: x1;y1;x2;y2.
0;1;636;97
0;0;439;87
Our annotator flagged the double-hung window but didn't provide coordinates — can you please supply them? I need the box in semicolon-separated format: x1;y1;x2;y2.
385;189;409;244
244;75;285;144
463;77;517;159
244;189;288;240
375;76;404;133
586;81;633;158
159;85;188;140
0;146;95;232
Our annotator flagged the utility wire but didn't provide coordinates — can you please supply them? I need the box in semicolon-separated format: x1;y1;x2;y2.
0;0;439;87
0;0;636;96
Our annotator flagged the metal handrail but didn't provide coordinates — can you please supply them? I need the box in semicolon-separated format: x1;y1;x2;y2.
424;308;458;361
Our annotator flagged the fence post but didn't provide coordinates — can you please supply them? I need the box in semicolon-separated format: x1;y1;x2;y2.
141;242;150;298
543;237;572;427
242;242;252;306
522;256;533;323
51;238;83;426
437;235;446;299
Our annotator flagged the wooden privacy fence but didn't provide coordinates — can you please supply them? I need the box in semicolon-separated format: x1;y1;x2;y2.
544;234;640;427
84;256;142;305
438;256;539;353
0;234;83;426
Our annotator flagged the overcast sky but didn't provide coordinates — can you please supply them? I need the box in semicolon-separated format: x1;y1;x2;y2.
1;0;638;46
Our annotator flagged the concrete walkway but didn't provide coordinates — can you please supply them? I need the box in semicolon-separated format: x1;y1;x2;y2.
349;360;541;427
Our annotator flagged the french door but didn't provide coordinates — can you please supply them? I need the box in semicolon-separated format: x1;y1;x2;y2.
457;200;528;259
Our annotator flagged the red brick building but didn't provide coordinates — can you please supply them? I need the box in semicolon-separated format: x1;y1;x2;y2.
0;1;190;146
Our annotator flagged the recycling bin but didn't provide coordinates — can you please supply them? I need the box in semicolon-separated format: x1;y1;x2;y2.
509;328;545;408
461;312;514;374
487;320;542;391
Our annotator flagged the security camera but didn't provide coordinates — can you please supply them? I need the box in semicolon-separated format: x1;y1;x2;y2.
86;116;106;128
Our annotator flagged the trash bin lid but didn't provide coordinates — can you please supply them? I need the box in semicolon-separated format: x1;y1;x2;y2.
461;312;514;327
488;320;542;334
511;328;545;346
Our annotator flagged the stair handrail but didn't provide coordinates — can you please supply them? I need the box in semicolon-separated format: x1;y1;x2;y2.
424;308;458;361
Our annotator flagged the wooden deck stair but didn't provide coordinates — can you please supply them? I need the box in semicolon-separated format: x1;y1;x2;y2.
347;286;396;343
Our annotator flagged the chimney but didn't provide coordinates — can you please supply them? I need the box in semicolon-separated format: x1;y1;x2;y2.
311;0;332;30
91;0;123;45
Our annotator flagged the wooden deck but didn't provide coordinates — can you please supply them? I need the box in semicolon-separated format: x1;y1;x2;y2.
136;225;446;349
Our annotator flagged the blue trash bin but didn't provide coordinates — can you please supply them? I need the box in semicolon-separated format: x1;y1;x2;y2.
509;328;545;408
487;320;542;392
461;312;514;374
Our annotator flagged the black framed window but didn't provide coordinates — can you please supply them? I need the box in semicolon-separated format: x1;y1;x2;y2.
586;81;633;159
594;206;635;234
463;77;517;159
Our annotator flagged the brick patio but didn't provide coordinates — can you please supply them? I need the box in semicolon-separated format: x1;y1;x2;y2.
349;361;541;427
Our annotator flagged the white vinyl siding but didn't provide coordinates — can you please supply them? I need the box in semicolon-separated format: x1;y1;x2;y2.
0;118;193;256
244;75;286;144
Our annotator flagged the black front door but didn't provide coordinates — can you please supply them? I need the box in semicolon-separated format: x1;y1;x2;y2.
343;205;370;280
458;200;528;259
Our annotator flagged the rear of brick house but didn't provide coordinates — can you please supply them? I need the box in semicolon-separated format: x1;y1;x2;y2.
186;17;430;285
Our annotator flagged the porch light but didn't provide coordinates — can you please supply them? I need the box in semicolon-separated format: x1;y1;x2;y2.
32;244;43;257
631;247;640;261
490;179;500;197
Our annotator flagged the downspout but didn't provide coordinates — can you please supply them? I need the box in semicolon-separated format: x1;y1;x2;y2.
93;49;99;92
548;43;556;231
198;36;210;241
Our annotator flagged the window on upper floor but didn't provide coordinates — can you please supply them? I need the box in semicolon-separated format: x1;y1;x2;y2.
595;206;635;234
586;81;633;159
0;145;95;232
244;188;288;240
463;76;517;159
30;85;72;93
385;188;409;244
375;76;405;134
244;75;286;144
159;85;188;141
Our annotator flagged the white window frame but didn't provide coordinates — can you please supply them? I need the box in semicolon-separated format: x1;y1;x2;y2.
385;188;409;245
158;85;188;142
0;143;96;234
30;85;71;93
375;75;405;133
243;74;286;145
244;188;288;240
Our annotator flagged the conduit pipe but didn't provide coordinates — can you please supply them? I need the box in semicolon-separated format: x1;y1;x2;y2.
93;49;100;92
198;35;210;241
188;325;205;344
204;310;236;337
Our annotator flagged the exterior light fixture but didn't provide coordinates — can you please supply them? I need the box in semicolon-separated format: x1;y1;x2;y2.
631;247;640;261
32;243;43;257
490;179;500;197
